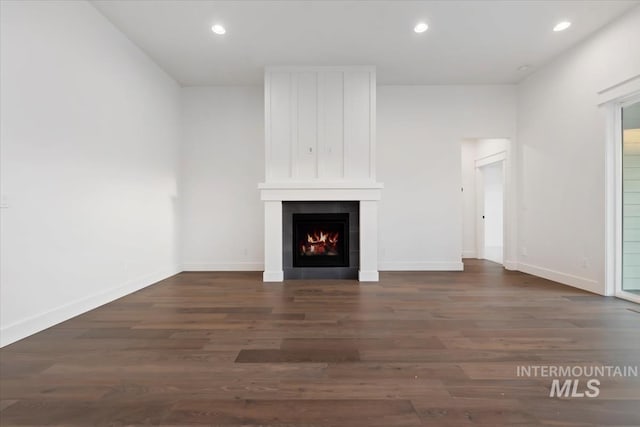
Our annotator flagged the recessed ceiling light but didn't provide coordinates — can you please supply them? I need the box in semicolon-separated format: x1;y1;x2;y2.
211;24;226;35
553;21;571;32
414;22;429;33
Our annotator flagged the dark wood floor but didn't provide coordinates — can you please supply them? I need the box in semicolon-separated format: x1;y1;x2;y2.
1;260;639;426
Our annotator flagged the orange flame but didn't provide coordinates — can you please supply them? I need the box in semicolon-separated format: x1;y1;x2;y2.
300;229;340;256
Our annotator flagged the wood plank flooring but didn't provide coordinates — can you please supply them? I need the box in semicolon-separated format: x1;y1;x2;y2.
1;260;639;426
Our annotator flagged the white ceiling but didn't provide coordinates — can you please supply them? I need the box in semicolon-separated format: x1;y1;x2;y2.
91;0;639;86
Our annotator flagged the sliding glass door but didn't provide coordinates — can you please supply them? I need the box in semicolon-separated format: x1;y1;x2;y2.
622;100;640;296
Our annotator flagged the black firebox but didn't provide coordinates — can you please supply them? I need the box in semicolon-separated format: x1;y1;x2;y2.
292;213;349;268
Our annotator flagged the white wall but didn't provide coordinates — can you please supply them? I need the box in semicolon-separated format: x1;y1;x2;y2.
180;87;265;270
377;86;516;270
180;85;516;272
0;0;181;346
516;6;640;295
461;140;477;257
477;138;509;160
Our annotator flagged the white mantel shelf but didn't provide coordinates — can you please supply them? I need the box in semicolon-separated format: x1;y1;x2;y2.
258;182;383;190
259;182;383;202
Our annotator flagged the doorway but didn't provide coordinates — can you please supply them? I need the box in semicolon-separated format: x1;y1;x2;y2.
479;161;504;263
475;154;505;264
460;138;510;267
620;99;640;299
605;89;640;303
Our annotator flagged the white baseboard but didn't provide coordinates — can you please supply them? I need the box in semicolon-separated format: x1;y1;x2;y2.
181;262;263;271
615;291;640;304
462;250;477;258
379;261;464;271
503;259;518;270
358;270;379;282
0;266;180;348
516;262;602;295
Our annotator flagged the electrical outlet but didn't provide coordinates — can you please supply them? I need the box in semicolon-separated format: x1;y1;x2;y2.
521;247;528;257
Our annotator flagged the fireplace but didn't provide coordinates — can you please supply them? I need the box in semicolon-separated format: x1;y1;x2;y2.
259;66;380;282
282;201;359;279
293;213;349;268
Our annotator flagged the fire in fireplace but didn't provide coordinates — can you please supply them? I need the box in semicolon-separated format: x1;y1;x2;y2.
292;213;349;267
300;230;340;256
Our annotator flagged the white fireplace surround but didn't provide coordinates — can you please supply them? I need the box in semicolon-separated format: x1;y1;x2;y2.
259;182;382;282
260;66;380;282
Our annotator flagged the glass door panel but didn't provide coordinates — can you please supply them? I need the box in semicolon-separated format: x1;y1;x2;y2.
622;101;640;294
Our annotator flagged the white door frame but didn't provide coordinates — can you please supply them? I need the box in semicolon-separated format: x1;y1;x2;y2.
605;91;640;304
475;152;507;263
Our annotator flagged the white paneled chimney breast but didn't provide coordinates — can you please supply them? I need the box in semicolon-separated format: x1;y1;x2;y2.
259;66;382;282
